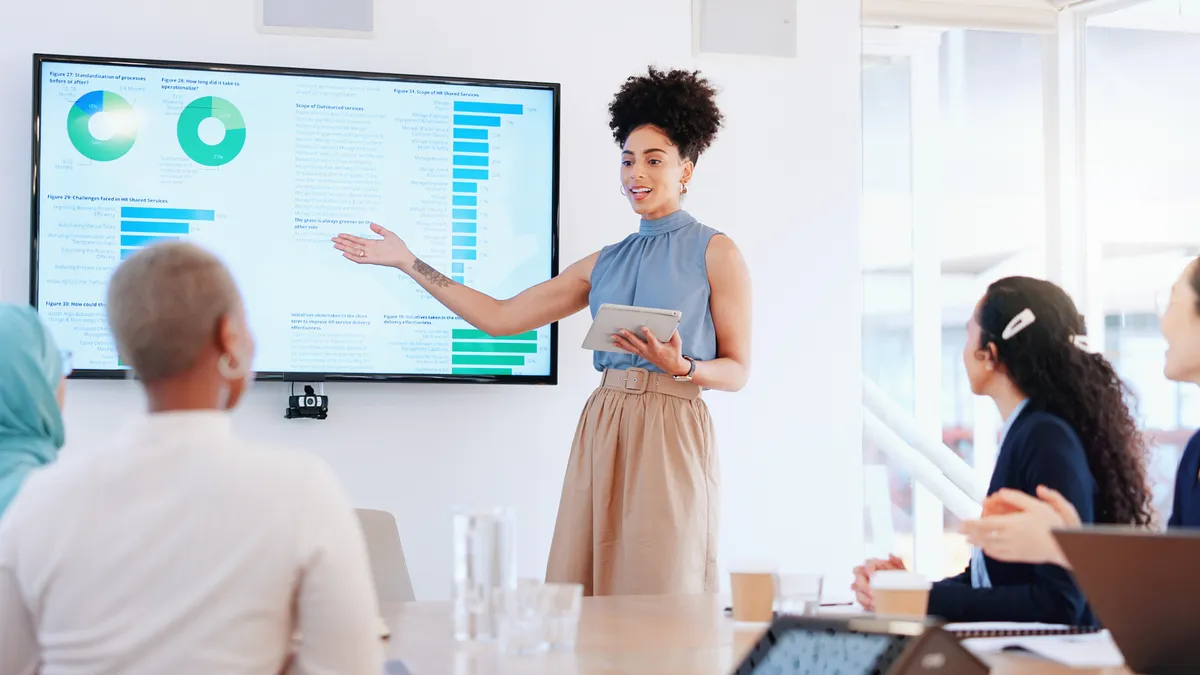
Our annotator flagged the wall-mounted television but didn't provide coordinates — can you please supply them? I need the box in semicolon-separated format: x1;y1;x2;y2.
30;54;559;384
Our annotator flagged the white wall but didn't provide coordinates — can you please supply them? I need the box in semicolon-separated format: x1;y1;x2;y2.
0;0;863;601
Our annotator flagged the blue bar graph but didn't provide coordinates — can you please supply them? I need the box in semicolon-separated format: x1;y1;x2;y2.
453;276;465;284
453;182;478;193
453;249;478;261
453;195;477;207
120;249;138;260
453;155;489;167
120;234;178;248
454;142;489;154
453;236;477;247
120;207;214;221
454;101;524;115
453;209;478;221
453;169;488;180
121;220;189;234
452;263;465;273
453;114;501;127
453;222;477;234
454;128;488;140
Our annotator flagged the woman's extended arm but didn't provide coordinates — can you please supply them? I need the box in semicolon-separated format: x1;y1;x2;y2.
333;223;595;336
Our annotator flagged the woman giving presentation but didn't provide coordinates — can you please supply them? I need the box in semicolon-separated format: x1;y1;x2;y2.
332;67;752;596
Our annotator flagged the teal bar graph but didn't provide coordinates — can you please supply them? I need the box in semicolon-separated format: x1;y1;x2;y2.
453;236;477;247
453;222;477;234
454;142;488;153
453;195;477;206
454;128;488;140
454;169;488;180
121;234;177;248
454;101;524;115
453;249;477;261
453;209;478;220
454;114;501;127
453;182;478;193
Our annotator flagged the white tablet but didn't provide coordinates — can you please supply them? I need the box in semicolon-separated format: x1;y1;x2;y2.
582;303;683;353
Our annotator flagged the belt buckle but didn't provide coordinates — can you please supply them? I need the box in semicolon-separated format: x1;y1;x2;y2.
623;367;649;394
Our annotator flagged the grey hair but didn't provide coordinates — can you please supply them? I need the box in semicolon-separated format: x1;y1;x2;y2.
106;242;242;382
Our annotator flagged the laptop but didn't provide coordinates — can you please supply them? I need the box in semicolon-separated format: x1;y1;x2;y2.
1054;526;1200;675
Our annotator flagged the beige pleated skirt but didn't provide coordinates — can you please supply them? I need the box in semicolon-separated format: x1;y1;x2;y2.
545;368;719;596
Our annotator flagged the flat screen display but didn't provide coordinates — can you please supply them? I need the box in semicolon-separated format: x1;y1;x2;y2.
31;54;559;383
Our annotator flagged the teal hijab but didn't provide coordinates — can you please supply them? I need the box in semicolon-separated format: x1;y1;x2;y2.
0;304;65;517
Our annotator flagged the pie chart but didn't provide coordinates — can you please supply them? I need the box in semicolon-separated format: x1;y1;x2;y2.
177;96;246;167
66;90;138;162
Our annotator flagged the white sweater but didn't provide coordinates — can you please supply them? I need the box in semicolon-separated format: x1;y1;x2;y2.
0;410;384;675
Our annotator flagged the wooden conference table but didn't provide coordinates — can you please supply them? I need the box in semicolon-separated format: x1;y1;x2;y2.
381;594;1132;675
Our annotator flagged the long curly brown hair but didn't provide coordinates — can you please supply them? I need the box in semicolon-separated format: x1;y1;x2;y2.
978;276;1153;526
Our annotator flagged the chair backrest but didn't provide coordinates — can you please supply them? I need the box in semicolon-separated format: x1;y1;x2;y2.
355;508;416;603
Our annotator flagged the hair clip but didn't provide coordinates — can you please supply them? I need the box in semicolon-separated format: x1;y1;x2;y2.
1070;335;1095;353
1001;308;1036;340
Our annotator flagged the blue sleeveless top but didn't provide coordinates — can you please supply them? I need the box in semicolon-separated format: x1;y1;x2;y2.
588;210;721;373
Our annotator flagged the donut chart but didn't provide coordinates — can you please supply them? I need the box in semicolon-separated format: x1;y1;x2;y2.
66;90;137;162
177;96;246;167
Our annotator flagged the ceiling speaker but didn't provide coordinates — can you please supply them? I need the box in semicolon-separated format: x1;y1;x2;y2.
692;0;797;58
258;0;374;37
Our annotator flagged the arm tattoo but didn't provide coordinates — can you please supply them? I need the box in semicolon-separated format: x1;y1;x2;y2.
412;258;455;288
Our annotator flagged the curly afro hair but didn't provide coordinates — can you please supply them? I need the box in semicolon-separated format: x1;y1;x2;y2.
608;66;723;164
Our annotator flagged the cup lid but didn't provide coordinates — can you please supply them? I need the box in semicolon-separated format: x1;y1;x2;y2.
869;570;931;591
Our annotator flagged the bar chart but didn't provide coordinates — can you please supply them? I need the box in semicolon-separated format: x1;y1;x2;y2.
119;206;215;259
449;100;523;284
450;328;538;375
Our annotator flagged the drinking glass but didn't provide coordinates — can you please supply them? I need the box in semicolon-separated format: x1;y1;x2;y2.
497;579;551;656
542;582;583;650
452;508;516;642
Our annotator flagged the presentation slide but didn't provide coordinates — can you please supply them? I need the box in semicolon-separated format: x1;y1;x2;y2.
32;57;558;381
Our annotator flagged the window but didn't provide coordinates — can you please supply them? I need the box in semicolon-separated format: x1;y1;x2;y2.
863;28;1045;577
862;51;917;567
1086;7;1200;524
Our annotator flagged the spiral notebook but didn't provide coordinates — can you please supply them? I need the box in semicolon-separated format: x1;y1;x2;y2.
945;622;1101;639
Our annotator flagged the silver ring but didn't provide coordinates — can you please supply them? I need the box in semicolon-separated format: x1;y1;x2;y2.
359;249;366;257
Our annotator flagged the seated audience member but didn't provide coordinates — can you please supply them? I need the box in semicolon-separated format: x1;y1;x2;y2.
852;277;1153;625
965;256;1200;565
0;243;383;675
0;303;67;518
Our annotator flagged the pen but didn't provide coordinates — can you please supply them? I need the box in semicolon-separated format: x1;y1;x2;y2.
723;602;854;613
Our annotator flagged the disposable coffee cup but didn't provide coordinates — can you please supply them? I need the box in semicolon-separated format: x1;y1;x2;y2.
730;565;777;623
870;570;931;618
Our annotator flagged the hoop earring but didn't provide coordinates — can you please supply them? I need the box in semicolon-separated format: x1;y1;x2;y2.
680;182;689;195
620;185;628;196
217;353;244;380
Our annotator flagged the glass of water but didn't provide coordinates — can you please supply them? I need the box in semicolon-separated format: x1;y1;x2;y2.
497;579;552;656
452;508;516;642
542;582;583;650
774;573;824;616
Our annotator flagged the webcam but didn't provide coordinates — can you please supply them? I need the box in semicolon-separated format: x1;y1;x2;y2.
286;383;328;420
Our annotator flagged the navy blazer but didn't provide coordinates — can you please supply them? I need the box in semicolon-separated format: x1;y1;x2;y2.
1168;430;1200;528
928;405;1098;625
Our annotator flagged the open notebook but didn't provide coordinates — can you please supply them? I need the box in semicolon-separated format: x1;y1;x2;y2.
945;622;1102;639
